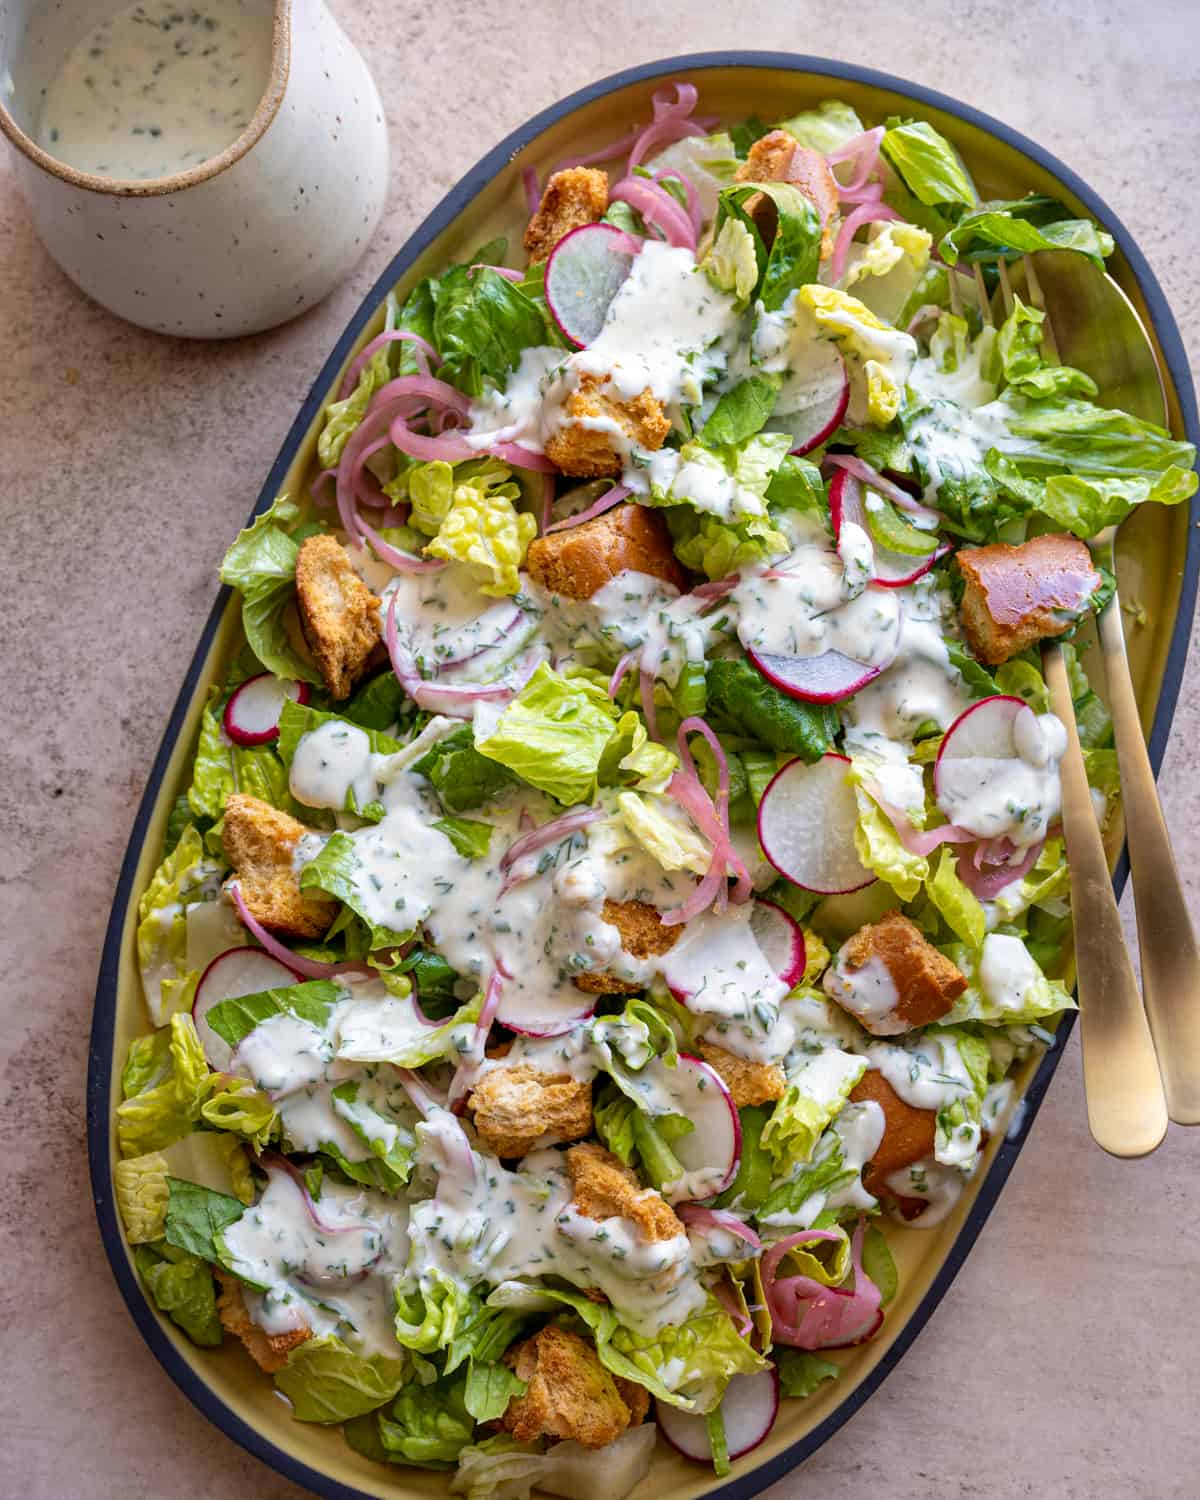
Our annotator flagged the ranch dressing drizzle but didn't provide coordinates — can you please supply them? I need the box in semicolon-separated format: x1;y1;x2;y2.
38;0;272;180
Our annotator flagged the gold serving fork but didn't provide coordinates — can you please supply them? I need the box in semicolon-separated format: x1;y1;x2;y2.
946;253;1195;1156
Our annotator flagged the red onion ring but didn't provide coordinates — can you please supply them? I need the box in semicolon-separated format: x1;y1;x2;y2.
826;127;885;196
826;455;941;526
654;167;701;238
544;482;631;534
338;331;439;400
957;837;1044;899
677;716;731;830
500;807;605;875
677;1203;762;1248
357;516;446;574
608;647;638;700
860;780;975;858
228;883;371;979
260;1154;380;1243
713;1276;753;1340
611;175;696;251
828;199;906;284
522;166;540;214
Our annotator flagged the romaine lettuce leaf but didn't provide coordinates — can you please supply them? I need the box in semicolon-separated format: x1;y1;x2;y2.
880;119;976;209
378;1374;476;1466
761;1050;867;1169
297;832;411;950
852;786;927;901
114;1151;170;1242
776;1348;841;1398
473;664;619;804
133;1242;222;1346
411;722;518;812
777;100;864;154
205;978;342;1050
927;847;986;948
163;1176;245;1261
711;181;823;310
188;684;295;823
116;1013;211;1158
665;505;789;580
941;195;1114;268
219;495;323;685
273;1335;408;1423
450;1426;656;1500
706;659;839;761
701;376;780;447
433;263;552;399
395;1268;475;1354
425;460;537;597
650;432;792;523
137;824;222;1026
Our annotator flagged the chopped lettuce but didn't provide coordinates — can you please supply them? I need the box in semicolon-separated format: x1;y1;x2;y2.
378;1374;476;1465
412;722;518;812
188;684;294;823
701;375;780;447
274;1335;408;1423
163;1176;245;1261
395;1268;474;1355
927;847;986;948
777;99;864;154
433;261;553;399
612;790;710;875
943;935;1075;1025
761;1049;867;1169
666;505;789;580
797;285;917;425
776;1348;841;1398
136;824;222;1026
116;1013;211;1158
425;460;537;597
298;832;411;950
450;1427;656;1500
205;978;342;1050
941;195;1114;268
133;1242;222;1346
218;494;323;685
473;664;619;804
852;786;927;901
711;181;824;310
114;1151;170;1242
706;659;839;761
650;432;792;524
880;119;976;209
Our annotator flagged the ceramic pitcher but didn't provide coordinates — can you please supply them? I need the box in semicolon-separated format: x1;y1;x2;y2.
0;0;389;337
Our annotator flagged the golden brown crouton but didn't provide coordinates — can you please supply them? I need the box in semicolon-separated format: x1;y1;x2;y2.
736;131;841;260
543;372;671;479
526;502;686;600
524;168;610;264
468;1065;592;1158
848;1070;936;1199
698;1040;786;1107
614;1375;651;1425
573;898;682;996
956;532;1101;666
221;793;336;940
215;1270;311;1373
829;910;966;1035
500;1327;639;1448
566;1141;684;1242
294;534;381;699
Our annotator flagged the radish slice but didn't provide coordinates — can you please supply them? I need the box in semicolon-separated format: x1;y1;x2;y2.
747;643;886;706
657;1368;780;1464
758;754;876;895
935;694;1028;774
496;988;596;1038
828;470;949;588
766;342;849;456
222;674;309;746
545;223;640;348
749;899;807;988
656;1054;741;1198
193;947;302;1070
934;695;1051;853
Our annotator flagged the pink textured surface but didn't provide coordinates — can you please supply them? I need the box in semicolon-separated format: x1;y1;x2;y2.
2;4;1198;1498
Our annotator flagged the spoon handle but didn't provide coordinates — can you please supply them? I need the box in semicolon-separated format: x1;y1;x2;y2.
1095;592;1200;1122
1043;640;1168;1156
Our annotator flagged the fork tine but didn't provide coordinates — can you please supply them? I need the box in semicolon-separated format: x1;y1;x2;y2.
1020;253;1061;363
972;263;993;327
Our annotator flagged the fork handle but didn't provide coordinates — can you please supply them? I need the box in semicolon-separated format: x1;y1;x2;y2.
1096;593;1200;1122
1043;641;1167;1156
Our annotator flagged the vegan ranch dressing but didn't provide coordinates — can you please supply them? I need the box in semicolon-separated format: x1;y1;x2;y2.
37;0;272;180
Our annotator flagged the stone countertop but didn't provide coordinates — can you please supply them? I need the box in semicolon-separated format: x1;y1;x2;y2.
2;2;1198;1497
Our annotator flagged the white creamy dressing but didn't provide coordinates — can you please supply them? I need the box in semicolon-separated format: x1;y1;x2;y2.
884;1155;977;1228
862;1032;976;1114
978;932;1047;1016
466;347;569;453
38;0;271;180
367;564;539;683
757;1101;885;1231
662;902;794;1063
731;512;901;666
936;706;1067;848
221;1169;410;1357
823;953;901;1031
406;1114;706;1334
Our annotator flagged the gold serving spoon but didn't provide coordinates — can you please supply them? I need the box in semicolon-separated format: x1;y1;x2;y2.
947;254;1175;1156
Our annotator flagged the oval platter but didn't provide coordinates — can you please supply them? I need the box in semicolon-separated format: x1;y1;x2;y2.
87;51;1200;1500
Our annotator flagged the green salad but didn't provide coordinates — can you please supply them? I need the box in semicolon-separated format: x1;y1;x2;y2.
114;81;1195;1496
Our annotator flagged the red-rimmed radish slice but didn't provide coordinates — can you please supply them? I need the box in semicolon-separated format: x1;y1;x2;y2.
223;673;309;746
828;470;949;588
661;901;791;1006
767;342;849;456
656;1368;780;1464
748;642;884;706
750;899;807;988
545;223;640;348
758;753;876;895
933;694;1033;824
665;1054;741;1196
193;947;302;1070
497;989;596;1039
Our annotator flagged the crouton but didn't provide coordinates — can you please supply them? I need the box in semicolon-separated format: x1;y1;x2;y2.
956;532;1101;666
736;131;841;260
697;1040;786;1107
500;1326;639;1448
215;1270;311;1373
468;1064;592;1158
848;1070;936;1198
526;502;686;600
825;910;966;1035
294;534;381;699
573;898;681;996
524;168;609;265
543;372;671;478
566;1141;684;1243
221;793;336;940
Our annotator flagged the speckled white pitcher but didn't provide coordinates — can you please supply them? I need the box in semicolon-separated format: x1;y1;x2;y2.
0;0;389;337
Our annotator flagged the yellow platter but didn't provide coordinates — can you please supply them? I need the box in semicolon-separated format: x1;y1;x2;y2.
88;53;1200;1500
